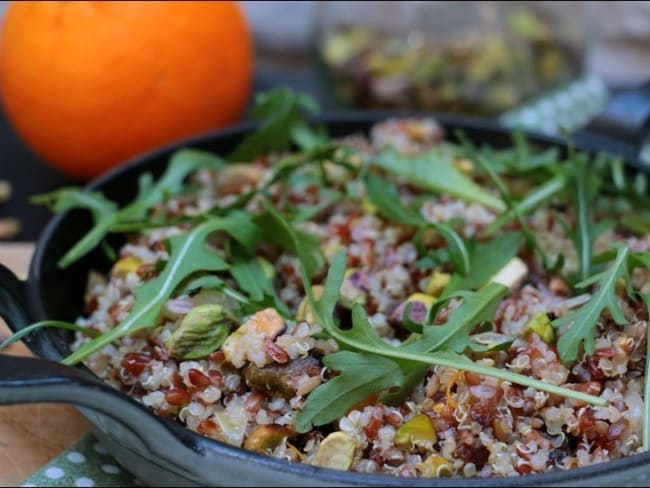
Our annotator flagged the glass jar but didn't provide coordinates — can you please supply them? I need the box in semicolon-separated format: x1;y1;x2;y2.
315;1;585;116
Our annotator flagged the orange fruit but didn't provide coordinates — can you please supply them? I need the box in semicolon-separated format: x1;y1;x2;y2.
0;1;252;180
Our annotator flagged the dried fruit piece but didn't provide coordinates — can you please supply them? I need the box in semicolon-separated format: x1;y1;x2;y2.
339;269;368;308
395;414;437;446
525;312;555;344
111;256;143;278
425;270;451;297
392;293;436;324
296;285;324;323
244;425;293;453
454;158;475;176
361;197;377;215
417;454;455;477
167;304;231;360
311;432;357;470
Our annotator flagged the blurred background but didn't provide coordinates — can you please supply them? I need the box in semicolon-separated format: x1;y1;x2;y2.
1;1;650;241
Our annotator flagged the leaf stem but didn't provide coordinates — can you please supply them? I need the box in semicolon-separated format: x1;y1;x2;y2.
322;319;607;406
0;321;99;352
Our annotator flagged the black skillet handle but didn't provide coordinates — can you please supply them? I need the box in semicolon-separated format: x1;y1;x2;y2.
0;353;196;476
0;353;159;440
0;262;31;334
0;264;195;477
0;262;59;359
575;80;650;163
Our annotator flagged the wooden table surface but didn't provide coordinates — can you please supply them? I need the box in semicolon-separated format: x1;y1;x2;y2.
0;243;90;487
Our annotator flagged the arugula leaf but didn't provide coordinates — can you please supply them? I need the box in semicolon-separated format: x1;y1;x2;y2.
288;189;342;223
293;257;605;427
290;123;330;151
379;361;430;405
467;145;560;272
552;243;630;363
364;172;422;226
179;275;252;309
228;88;320;161
296;351;404;432
371;146;505;211
501;129;560;173
621;214;650;235
571;155;603;282
381;284;508;404
405;283;508;353
253;203;325;280
272;209;605;429
440;232;521;299
62;216;253;365
484;173;567;235
230;254;268;302
417;224;471;277
465;130;559;175
34;149;224;268
631;252;650;271
229;248;291;317
262;145;340;189
32;188;121;265
365;172;470;275
181;275;225;294
32;188;117;218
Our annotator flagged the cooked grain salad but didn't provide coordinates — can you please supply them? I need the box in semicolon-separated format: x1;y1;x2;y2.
10;89;650;479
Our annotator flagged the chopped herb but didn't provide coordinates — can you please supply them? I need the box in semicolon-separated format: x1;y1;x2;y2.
63;215;256;365
571;154;602;282
230;246;291;317
371;146;505;211
484;173;567;235
0;321;100;353
228;88;321;161
365;172;470;275
405;282;509;354
553;243;630;363
458;132;559;272
33;149;224;268
440;232;521;300
296;351;404;432
253;203;325;280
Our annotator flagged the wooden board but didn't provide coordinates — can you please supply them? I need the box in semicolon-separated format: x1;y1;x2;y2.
0;243;90;486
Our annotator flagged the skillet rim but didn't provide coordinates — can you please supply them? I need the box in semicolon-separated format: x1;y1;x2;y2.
24;111;650;486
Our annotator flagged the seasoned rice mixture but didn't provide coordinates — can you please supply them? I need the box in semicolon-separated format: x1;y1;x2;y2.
54;110;650;479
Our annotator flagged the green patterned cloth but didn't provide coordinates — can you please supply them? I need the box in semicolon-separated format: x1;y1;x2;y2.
21;434;136;487
20;75;617;488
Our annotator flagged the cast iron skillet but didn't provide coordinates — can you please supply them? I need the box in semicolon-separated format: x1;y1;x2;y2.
1;92;650;486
